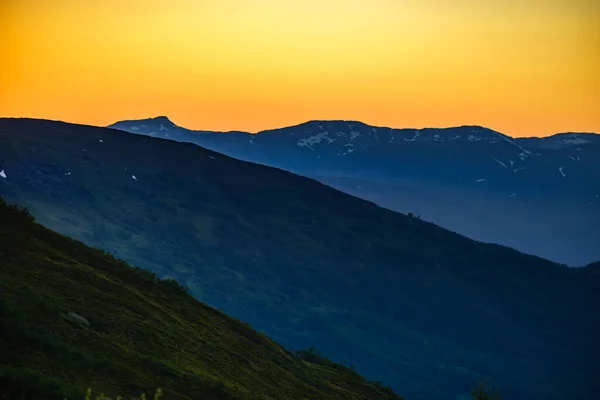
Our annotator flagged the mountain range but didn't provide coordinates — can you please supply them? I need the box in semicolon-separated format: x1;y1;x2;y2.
1;117;599;400
109;116;600;266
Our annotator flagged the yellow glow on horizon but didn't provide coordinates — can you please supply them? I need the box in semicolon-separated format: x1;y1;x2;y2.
1;0;598;136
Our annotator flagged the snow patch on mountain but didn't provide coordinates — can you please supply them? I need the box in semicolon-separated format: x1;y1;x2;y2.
0;170;6;179
468;134;486;142
562;137;588;145
493;131;537;155
559;167;566;178
492;157;508;168
297;132;335;149
405;131;421;142
556;134;590;146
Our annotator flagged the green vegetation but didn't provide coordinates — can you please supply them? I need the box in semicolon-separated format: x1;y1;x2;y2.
295;348;395;396
80;387;164;400
585;261;600;271
0;197;403;400
470;383;502;400
1;118;599;399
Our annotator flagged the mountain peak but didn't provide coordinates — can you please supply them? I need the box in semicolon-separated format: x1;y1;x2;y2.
108;116;177;128
149;115;174;124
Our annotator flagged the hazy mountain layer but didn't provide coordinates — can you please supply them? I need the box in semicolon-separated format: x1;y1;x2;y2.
109;117;600;265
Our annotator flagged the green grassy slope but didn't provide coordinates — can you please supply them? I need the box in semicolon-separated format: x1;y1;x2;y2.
1;118;599;399
0;197;402;400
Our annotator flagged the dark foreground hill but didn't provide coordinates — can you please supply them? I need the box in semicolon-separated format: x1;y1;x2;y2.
1;118;599;400
0;197;402;400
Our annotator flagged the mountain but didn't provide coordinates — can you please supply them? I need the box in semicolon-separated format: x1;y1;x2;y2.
108;117;600;266
0;196;402;400
585;261;600;272
2;118;600;399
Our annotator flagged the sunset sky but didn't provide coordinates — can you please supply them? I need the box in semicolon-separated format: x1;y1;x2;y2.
1;0;598;136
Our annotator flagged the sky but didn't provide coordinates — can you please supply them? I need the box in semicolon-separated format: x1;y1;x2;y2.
1;0;599;137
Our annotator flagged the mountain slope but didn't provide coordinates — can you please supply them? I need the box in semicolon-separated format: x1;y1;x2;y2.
0;196;401;400
2;118;600;400
108;117;600;265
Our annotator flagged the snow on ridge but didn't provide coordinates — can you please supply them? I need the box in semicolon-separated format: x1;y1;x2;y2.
99;139;103;143
0;170;6;179
513;167;526;172
557;134;589;145
562;138;588;145
468;134;486;142
130;126;139;131
492;131;539;155
297;131;335;150
404;130;422;142
475;178;486;183
159;124;168;131
132;175;137;181
492;157;508;168
559;167;566;178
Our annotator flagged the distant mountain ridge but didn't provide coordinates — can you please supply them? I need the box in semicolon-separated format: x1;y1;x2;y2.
109;115;598;140
108;117;600;266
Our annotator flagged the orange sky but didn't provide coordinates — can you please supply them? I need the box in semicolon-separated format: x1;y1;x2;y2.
1;0;599;136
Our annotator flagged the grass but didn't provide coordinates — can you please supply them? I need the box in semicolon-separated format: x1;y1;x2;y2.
0;197;403;400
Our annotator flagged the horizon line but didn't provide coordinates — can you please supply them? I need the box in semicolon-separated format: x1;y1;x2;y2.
2;114;598;139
